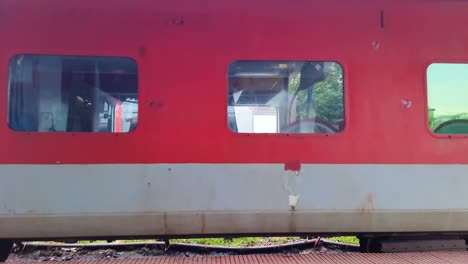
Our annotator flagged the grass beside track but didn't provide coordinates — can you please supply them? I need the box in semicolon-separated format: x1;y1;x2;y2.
327;236;360;245
71;236;359;247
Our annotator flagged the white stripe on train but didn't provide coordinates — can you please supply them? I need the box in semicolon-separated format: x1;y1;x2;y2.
0;163;467;238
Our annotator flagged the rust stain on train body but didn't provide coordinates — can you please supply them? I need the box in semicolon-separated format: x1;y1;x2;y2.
359;193;375;213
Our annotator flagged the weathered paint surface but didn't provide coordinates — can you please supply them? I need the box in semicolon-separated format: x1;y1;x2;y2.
1;0;468;239
0;164;468;238
0;0;468;165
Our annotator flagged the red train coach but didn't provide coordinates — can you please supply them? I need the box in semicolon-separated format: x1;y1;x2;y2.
1;0;468;259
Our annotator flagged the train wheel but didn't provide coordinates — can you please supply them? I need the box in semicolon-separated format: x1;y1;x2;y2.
359;238;381;253
0;240;13;262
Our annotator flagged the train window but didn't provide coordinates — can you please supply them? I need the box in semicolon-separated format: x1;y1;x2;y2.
228;61;344;134
8;55;138;132
428;63;468;134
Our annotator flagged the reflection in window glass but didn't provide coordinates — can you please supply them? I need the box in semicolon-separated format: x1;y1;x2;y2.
228;61;344;134
8;55;138;132
428;63;468;134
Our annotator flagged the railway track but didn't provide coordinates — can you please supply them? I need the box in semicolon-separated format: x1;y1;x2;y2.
15;239;356;251
17;238;358;252
6;238;357;262
6;239;468;263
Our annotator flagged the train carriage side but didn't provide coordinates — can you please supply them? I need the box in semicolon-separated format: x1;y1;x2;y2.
1;0;468;258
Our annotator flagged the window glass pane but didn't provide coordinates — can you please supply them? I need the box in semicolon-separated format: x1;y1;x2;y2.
228;61;344;134
428;63;468;134
8;55;138;132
